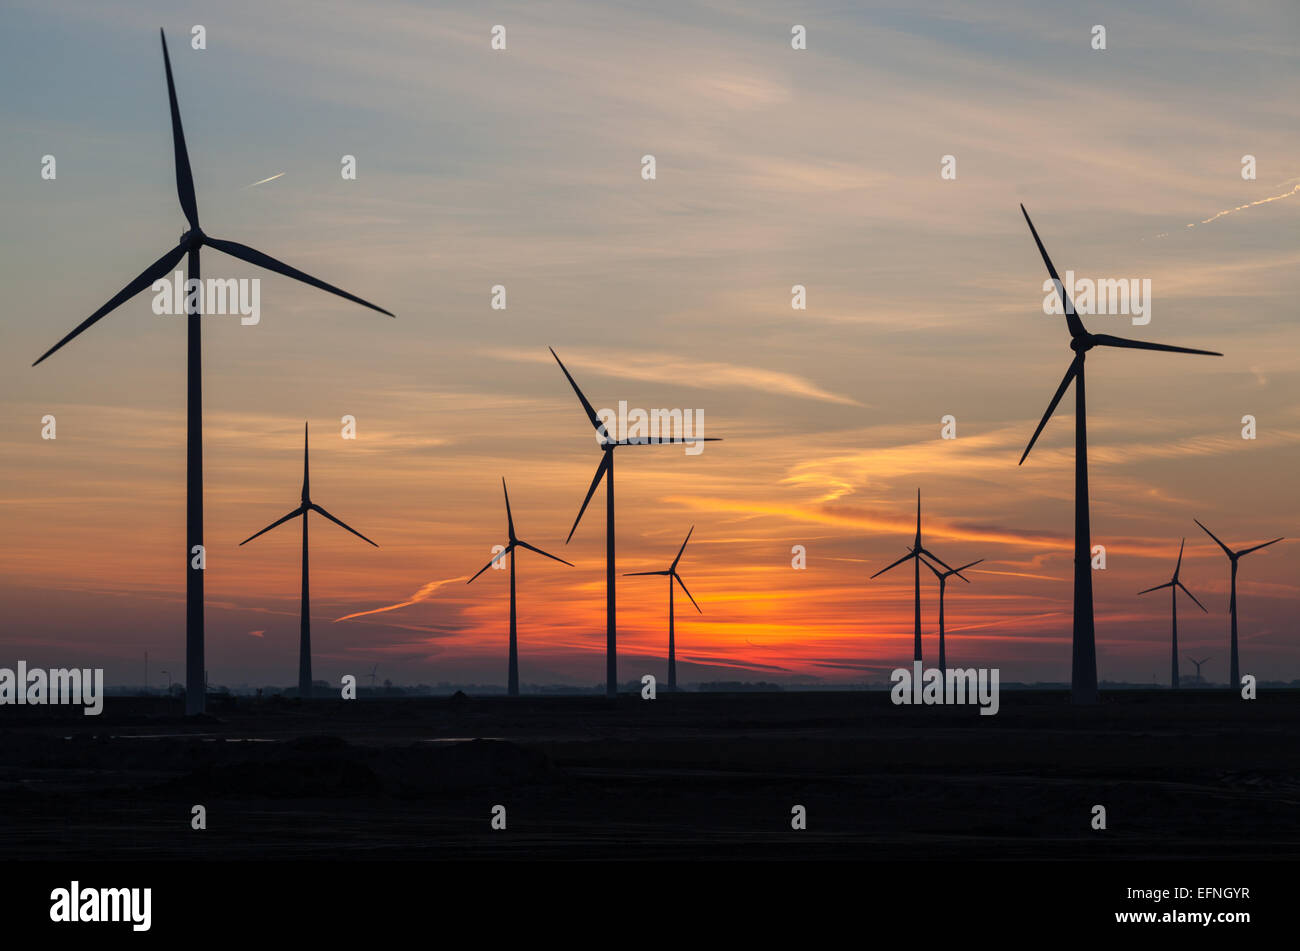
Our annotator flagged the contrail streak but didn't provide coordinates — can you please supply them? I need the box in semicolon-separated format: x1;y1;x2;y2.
1189;182;1300;227
243;171;286;188
334;576;466;622
1157;182;1300;237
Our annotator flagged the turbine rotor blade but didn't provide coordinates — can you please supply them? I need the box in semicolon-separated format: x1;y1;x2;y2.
1174;537;1185;577
950;558;984;582
310;502;378;547
1019;354;1081;465
674;572;702;613
916;554;943;579
206;237;394;317
566;452;611;543
870;550;915;579
502;477;515;541
239;505;305;545
623;570;670;577
549;347;609;441
1137;581;1174;596
671;525;694;571
33;241;189;366
302;422;310;501
918;547;955;572
1194;519;1234;558
1020;204;1085;338
1091;334;1222;357
159;30;199;228
1177;581;1209;613
516;539;574;567
617;437;723;445
467;543;513;584
1239;537;1284;557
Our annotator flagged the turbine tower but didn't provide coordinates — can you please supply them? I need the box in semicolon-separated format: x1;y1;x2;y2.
1194;519;1283;688
870;490;956;662
550;348;720;696
467;478;573;696
917;555;983;674
1017;205;1221;704
32;31;392;715
1137;539;1208;689
625;526;702;692
240;424;378;699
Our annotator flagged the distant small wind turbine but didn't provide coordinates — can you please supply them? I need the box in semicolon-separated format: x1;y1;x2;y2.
467;478;572;696
1017;205;1221;704
917;554;983;674
1186;655;1211;684
870;490;956;663
367;664;378;687
1137;539;1207;689
625;526;701;692
240;423;378;699
1194;520;1283;687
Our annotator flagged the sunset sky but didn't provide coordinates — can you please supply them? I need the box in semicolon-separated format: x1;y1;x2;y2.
1;0;1296;690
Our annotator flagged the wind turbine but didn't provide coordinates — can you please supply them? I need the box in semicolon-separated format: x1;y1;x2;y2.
240;424;378;699
1137;539;1208;689
1186;655;1211;685
1194;519;1283;688
917;554;983;674
869;490;956;662
467;478;573;696
550;348;721;697
31;31;393;715
625;526;701;692
1017;205;1221;704
367;664;379;688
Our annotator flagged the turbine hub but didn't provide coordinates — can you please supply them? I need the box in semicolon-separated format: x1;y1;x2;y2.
181;227;205;249
1070;333;1095;353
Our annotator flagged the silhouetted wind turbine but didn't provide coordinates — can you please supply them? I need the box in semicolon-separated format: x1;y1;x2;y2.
625;526;701;692
1194;519;1283;687
917;555;983;674
1018;205;1221;704
550;348;721;697
32;31;392;715
1137;539;1208;689
240;424;378;699
467;478;573;696
367;664;379;687
870;491;955;662
1186;655;1210;685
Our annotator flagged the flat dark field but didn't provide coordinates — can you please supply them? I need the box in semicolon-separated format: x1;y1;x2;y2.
2;690;1297;861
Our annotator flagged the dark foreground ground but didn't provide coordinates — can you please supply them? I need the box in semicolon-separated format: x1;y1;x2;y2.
1;689;1296;860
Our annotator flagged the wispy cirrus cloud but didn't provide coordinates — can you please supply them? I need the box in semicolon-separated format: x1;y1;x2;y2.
484;347;863;406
